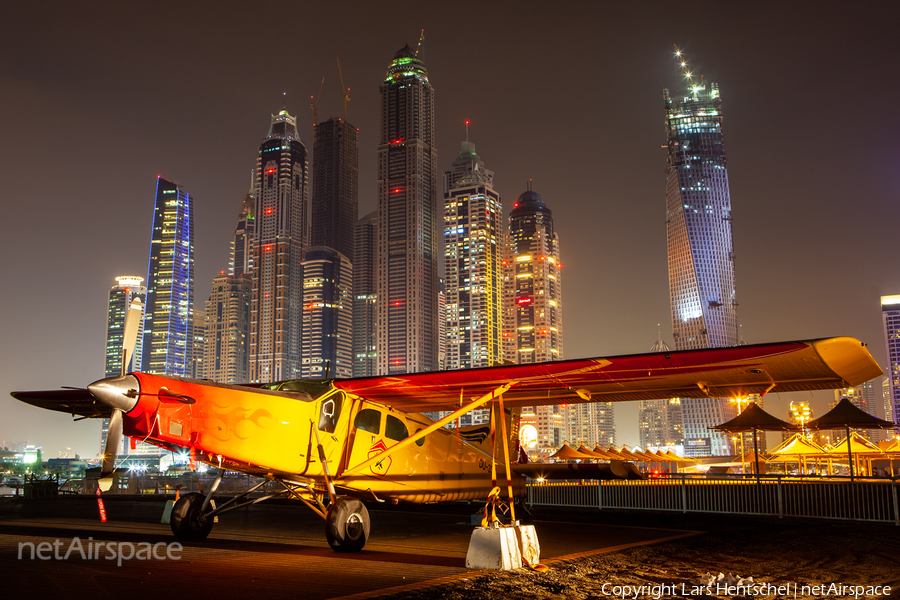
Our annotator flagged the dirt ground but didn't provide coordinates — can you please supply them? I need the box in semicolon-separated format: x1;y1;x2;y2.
378;510;900;600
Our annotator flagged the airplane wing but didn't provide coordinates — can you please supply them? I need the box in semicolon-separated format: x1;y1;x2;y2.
335;337;882;413
10;388;111;419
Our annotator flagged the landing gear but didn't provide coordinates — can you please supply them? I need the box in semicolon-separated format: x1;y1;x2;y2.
170;492;213;541
325;497;370;552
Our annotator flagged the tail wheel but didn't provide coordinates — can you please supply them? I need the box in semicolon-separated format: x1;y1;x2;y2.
325;497;370;552
170;492;213;541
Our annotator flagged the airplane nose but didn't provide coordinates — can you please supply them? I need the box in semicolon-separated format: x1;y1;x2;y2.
88;374;140;413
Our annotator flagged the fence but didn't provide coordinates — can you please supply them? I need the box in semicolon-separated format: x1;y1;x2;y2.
526;475;900;525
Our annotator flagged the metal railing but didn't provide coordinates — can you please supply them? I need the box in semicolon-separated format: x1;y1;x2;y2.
526;475;900;525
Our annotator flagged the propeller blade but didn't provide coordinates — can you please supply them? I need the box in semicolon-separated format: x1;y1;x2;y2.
102;409;123;478
121;297;143;376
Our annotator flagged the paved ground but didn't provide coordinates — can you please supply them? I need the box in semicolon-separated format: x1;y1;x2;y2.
0;496;694;599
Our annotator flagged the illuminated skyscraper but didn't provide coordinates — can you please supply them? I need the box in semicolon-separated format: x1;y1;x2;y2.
101;276;146;458
665;64;738;457
202;273;251;384
231;189;255;277
504;183;563;448
105;276;146;378
443;140;503;371
141;177;194;377
880;295;900;433
353;211;378;377
638;335;683;450
300;248;353;379
301;117;358;380
248;109;308;383
833;382;883;442
377;44;438;375
783;401;825;445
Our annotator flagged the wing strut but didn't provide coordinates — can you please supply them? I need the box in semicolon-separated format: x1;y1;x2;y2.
496;391;516;523
340;382;516;477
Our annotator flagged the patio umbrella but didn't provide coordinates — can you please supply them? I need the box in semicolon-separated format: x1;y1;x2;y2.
710;402;795;480
805;398;895;482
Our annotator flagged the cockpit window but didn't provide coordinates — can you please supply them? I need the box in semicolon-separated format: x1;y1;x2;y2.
318;395;343;433
258;379;333;402
354;409;381;434
385;415;408;442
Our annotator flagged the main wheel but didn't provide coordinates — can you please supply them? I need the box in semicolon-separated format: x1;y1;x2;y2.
170;493;213;541
325;497;370;552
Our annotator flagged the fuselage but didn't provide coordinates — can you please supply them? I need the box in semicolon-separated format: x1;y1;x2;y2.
121;373;523;503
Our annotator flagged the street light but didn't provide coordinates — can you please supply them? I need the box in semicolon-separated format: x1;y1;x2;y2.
730;397;748;474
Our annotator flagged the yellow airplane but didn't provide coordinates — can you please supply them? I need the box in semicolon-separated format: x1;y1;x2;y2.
11;325;881;551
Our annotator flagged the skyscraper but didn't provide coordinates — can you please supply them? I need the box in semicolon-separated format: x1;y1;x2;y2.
353;211;378;377
833;382;883;442
376;44;438;375
665;62;738;457
105;276;146;378
101;276;146;458
301;117;358;380
311;118;358;261
638;335;683;450
503;183;562;365
503;183;563;449
443;140;503;371
141;177;194;377
248;109;308;383
880;295;900;433
202;272;251;384
231;189;255;277
300;248;353;379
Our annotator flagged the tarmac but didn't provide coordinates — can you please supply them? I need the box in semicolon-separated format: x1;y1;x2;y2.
0;494;697;599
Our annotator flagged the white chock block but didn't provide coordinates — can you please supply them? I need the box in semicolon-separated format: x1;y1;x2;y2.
161;499;174;524
465;526;523;570
516;524;541;566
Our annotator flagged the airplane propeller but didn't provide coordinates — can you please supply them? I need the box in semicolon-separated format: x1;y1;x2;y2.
94;297;144;482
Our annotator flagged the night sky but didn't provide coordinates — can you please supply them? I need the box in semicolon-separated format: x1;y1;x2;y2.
2;2;898;460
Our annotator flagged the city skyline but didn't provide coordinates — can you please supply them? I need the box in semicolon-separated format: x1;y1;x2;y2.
2;3;898;458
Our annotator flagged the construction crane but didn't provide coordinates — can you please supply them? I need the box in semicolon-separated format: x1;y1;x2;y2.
337;57;350;122
310;76;325;126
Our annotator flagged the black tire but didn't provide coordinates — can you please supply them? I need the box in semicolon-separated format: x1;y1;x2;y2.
170;492;213;541
325;497;370;552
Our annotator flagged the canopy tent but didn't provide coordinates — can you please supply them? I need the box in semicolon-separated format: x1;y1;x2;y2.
549;444;593;461
711;402;795;478
828;432;882;455
825;432;883;477
622;446;656;462
576;445;609;460
592;446;621;461
661;449;693;463
738;450;768;474
767;433;827;475
805;397;895;481
769;433;827;456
